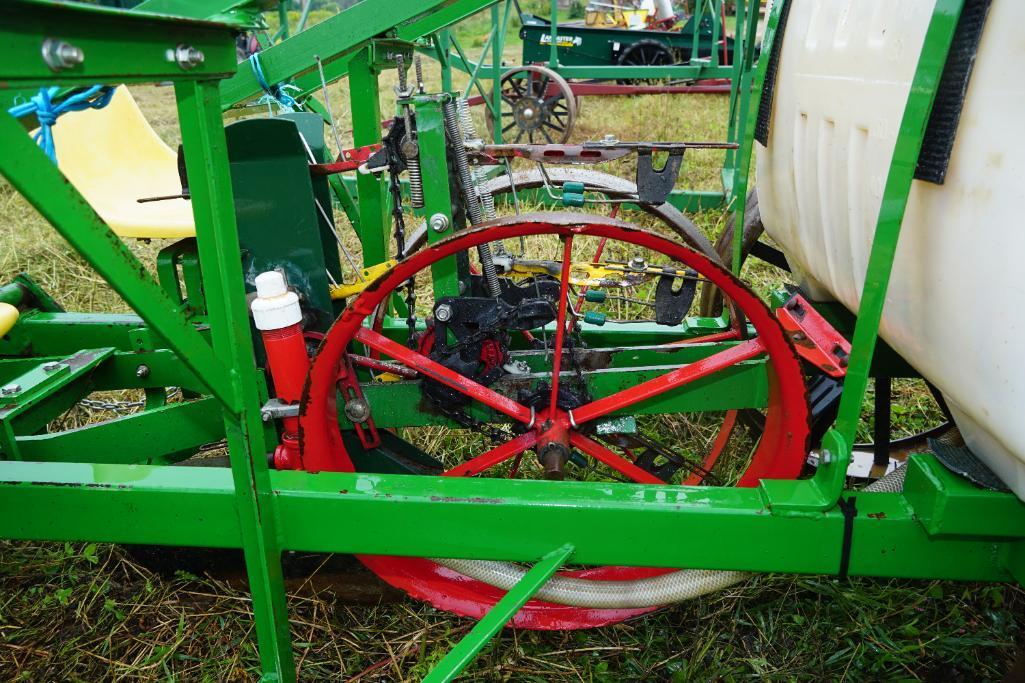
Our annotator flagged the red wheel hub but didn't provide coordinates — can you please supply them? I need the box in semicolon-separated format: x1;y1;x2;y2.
298;215;809;629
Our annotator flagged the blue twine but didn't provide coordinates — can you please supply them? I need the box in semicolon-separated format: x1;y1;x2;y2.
248;53;301;112
8;85;115;163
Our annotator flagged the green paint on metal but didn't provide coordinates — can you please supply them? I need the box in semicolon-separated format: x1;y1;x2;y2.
904;455;1025;539
832;0;964;451
424;543;575;682
3;0;237;85
174;78;295;680
0;114;237;412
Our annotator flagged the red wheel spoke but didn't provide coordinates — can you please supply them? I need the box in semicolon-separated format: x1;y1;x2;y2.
683;409;738;485
568;432;664;484
571;337;766;425
668;329;741;346
548;236;574;415
354;327;533;424
445;431;538;477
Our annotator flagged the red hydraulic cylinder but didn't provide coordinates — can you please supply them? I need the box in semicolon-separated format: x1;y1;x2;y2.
251;271;310;470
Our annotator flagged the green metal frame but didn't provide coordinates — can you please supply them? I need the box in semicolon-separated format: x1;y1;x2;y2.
2;0;1024;681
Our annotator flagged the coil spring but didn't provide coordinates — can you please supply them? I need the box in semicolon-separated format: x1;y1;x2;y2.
458;99;499;224
443;100;500;296
406;153;425;208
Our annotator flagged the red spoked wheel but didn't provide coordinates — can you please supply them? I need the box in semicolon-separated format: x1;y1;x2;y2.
299;214;810;629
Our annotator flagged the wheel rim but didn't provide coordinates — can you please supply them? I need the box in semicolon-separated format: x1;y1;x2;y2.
490;65;577;143
299;215;810;629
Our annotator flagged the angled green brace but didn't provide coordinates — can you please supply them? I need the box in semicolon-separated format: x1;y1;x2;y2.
0;116;239;414
218;0;501;108
763;0;966;512
424;544;576;682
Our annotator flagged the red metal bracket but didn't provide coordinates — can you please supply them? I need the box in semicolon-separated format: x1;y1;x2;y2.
337;356;381;449
775;293;851;377
309;144;382;176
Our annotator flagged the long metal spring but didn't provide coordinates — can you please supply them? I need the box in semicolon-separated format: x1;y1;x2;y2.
457;99;498;222
443;99;500;296
395;54;425;209
406;154;425;208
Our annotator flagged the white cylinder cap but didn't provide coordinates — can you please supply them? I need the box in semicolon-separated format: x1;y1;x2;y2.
251;270;302;331
255;270;288;298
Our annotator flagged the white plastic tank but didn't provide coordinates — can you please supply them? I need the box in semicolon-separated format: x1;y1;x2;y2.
756;0;1025;497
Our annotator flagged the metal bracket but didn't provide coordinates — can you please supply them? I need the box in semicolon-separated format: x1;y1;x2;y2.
636;147;684;204
260;398;299;422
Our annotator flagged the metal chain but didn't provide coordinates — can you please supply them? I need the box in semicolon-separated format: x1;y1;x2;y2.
387;146;418;346
78;387;181;414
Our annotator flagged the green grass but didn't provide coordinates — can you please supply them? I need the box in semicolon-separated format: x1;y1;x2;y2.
1;32;1023;683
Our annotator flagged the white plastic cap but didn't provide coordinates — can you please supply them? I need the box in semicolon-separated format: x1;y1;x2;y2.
250;270;303;331
255;271;288;298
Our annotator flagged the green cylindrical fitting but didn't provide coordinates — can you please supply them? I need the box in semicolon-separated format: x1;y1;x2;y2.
584;290;606;303
583;311;606;326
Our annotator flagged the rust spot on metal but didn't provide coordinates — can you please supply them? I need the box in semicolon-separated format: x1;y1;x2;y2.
429;495;503;504
868;512;887;520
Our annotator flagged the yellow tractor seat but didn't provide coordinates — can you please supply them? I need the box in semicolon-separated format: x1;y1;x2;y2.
48;86;195;239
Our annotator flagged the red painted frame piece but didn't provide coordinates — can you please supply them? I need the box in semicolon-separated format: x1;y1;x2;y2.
774;293;852;378
308;144;382;175
297;215;810;629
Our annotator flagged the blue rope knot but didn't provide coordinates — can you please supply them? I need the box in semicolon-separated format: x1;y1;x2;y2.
248;53;301;112
8;85;115;163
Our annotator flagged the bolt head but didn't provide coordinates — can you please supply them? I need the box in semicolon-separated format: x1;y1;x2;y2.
41;361;63;373
135;364;150;379
168;44;204;70
261;409;272;423
344;399;370;423
42;39;84;71
435;303;453;322
429;213;450;233
821;450;833;464
1;384;22;396
629;256;647;271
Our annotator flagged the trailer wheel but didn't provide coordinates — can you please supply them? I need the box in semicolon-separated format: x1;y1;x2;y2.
616;39;674;84
487;65;577;143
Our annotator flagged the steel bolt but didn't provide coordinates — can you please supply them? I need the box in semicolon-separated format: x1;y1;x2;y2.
42;39;84;71
167;44;205;70
261;409;272;423
429;213;450;233
435;303;453;322
135;364;150;379
821;450;833;465
41;361;63;373
1;384;21;396
601;134;619;145
344;398;371;424
629;255;647;271
791;331;806;342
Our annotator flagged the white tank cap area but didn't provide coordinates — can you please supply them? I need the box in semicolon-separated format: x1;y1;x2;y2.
251;271;302;331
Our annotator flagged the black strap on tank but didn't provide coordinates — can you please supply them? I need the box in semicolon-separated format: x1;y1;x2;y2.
915;0;992;184
837;496;858;581
754;0;793;147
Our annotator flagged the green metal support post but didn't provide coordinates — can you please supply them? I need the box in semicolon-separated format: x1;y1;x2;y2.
174;79;296;681
349;47;390;268
763;0;966;512
416;96;463;299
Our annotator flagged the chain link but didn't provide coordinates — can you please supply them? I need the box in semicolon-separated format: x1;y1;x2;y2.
78;387;181;414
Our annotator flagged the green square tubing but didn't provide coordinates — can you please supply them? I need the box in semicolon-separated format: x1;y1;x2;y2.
173;79;295;681
349;47;390;268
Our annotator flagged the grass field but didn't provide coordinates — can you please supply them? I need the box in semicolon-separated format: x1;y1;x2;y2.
2;8;1024;682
